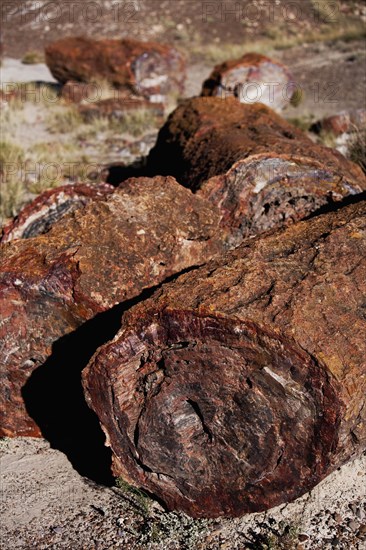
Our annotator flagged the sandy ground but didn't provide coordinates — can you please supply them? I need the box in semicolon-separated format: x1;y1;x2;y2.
0;58;56;84
1;439;365;549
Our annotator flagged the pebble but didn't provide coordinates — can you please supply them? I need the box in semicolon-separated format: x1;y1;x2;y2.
333;512;342;523
348;520;359;532
349;503;358;515
358;523;366;535
298;533;309;542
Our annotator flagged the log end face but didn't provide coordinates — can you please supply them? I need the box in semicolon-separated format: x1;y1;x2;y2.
84;311;341;518
201;52;295;112
199;154;366;246
1;183;115;243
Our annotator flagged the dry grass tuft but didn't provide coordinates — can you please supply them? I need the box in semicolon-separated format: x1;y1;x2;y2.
348;128;366;173
192;22;366;64
0;141;26;221
47;106;84;134
21;51;45;65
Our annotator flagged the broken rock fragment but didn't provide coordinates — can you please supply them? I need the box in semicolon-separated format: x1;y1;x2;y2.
0;176;223;437
1;183;114;242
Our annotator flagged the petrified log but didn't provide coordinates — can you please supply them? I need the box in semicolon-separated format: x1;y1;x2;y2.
1;183;114;242
45;37;185;104
201;52;295;112
0;176;223;438
148;97;365;244
83;201;366;518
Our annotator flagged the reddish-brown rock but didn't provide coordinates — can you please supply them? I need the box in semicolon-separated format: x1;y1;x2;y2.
1;183;114;242
201;52;295;112
0;176;223;438
83;201;366;518
149;97;364;189
198;152;366;246
45;37;185;104
312;109;366;136
148;97;365;244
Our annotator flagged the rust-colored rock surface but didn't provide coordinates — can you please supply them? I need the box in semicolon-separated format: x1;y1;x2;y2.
45;37;185;104
201;52;295;112
148;98;365;244
1;183;114;242
84;201;366;519
312;109;366;136
149;97;364;188
0;176;223;438
198;152;366;246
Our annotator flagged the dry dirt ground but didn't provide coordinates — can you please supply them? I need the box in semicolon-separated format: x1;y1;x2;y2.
1;439;365;549
1;1;366;549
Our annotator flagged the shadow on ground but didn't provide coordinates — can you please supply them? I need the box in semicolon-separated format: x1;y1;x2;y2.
21;302;129;486
21;271;195;487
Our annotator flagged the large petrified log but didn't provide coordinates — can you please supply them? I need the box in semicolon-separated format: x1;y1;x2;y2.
83;201;366;518
1;183;114;242
0;176;223;438
201;52;295;112
45;37;185;104
148;98;365;244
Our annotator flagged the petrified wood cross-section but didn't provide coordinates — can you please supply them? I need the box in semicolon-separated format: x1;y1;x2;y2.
1;183;114;242
83;201;366;518
0;176;223;437
201;52;295;112
148;97;365;245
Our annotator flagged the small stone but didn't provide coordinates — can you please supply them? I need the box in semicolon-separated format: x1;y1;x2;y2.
348;520;359;532
333;513;342;523
349;503;358;515
298;533;309;542
358;523;366;535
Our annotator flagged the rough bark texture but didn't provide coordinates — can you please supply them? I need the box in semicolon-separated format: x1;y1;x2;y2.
148;98;364;189
1;183;114;242
201;53;295;112
148;97;365;244
0;176;223;438
45;37;185;104
83;201;366;519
